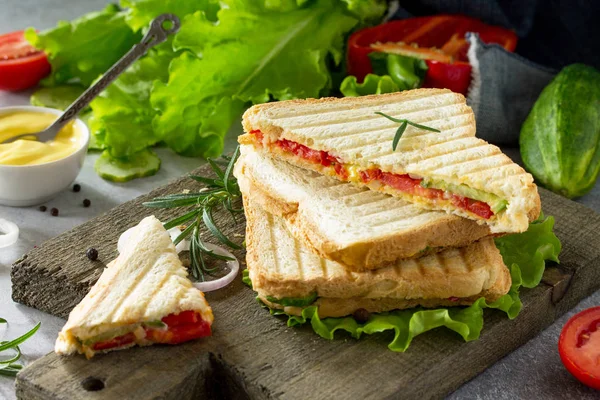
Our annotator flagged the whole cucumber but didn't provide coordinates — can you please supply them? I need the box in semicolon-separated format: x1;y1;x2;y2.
520;64;600;199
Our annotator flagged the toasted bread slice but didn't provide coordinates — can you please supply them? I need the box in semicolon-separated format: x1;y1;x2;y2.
235;144;493;271
240;89;540;233
55;216;213;359
244;199;511;318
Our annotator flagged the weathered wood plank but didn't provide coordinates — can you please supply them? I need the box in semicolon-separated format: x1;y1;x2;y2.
11;166;600;400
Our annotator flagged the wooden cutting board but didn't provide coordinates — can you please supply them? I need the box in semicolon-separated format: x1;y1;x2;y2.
11;162;600;400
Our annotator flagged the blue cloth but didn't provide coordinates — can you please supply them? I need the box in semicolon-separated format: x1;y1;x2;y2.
466;33;556;145
388;0;600;145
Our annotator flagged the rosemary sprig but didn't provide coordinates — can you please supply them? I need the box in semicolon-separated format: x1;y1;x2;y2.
0;320;41;377
143;146;243;281
375;111;441;151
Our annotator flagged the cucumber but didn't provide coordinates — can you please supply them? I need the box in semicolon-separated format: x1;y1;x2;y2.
520;64;600;198
95;149;161;182
266;292;318;307
30;85;86;111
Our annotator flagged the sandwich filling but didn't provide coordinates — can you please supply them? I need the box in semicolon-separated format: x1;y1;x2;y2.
79;311;211;353
250;131;507;220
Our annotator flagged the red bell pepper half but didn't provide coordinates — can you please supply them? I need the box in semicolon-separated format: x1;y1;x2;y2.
347;15;518;95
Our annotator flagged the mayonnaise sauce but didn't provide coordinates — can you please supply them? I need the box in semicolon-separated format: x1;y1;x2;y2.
0;111;85;166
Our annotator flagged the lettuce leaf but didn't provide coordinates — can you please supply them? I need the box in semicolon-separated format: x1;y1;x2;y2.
151;0;384;157
89;50;171;158
340;74;400;97
252;216;561;352
121;0;220;32
30;85;86;110
266;292;318;307
369;52;428;90
25;5;140;86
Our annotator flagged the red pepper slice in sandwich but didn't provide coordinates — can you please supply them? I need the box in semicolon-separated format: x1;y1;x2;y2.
347;15;518;94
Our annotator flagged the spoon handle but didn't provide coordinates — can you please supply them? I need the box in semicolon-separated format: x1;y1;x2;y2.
45;14;180;135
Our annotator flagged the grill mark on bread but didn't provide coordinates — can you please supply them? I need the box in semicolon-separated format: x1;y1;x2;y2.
266;213;280;275
320;258;328;279
457;246;470;274
460;161;518;178
358;132;478;164
293;238;303;281
300;113;472;147
281;105;472;134
404;142;490;167
104;247;163;321
325;121;473;155
261;91;457;120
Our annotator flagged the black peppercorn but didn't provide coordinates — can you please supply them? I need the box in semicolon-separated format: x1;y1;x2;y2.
50;208;59;216
39;206;47;212
73;184;81;192
83;199;91;207
86;248;99;261
352;308;370;324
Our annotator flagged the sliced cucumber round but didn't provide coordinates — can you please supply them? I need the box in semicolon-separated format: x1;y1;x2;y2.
95;149;161;182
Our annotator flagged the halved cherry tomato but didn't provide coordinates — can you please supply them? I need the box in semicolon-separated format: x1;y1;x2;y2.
0;30;51;91
559;306;600;390
92;332;136;351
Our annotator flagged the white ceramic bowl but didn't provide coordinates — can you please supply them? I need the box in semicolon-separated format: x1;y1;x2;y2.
0;106;90;207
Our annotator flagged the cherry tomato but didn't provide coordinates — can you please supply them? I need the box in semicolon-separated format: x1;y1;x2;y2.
559;306;600;390
0;30;51;91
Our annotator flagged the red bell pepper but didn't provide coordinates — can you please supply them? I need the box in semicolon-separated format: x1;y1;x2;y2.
347;15;518;95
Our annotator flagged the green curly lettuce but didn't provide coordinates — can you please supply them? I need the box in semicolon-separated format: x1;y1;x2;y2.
369;52;428;90
340;74;400;97
25;5;140;86
251;216;561;352
121;0;220;32
266;292;318;307
89;50;171;158
151;0;385;157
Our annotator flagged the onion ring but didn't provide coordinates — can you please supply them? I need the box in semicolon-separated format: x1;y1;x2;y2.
0;218;19;249
192;243;239;293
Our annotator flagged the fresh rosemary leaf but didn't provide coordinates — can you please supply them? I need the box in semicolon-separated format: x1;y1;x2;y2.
145;147;244;281
143;197;201;208
407;121;441;132
0;322;41;352
375;111;404;123
189;175;223;187
173;220;197;245
223;146;240;195
376;111;440;151
207;158;225;179
393;121;407;151
163;210;199;230
0;346;21;365
202;208;242;250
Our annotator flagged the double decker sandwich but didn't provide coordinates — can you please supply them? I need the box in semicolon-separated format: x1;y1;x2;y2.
239;89;540;233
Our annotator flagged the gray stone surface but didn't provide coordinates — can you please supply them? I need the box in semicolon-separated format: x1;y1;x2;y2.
0;1;599;399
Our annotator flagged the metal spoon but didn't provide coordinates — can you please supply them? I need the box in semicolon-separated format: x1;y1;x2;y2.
1;14;180;144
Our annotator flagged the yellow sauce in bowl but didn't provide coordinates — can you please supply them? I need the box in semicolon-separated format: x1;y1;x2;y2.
0;111;86;166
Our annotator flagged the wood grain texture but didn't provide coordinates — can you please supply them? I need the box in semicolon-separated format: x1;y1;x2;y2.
11;164;600;400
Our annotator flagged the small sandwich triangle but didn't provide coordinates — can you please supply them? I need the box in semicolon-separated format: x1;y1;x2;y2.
55;215;213;359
